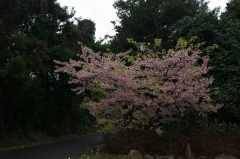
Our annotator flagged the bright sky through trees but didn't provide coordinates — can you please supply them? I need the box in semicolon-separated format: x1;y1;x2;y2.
57;0;229;41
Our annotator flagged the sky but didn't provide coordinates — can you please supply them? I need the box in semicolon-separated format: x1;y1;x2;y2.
57;0;229;41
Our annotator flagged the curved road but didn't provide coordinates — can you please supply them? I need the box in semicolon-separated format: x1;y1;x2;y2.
0;133;102;159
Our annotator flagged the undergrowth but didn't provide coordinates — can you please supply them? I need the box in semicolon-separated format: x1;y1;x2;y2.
98;125;240;158
77;148;121;159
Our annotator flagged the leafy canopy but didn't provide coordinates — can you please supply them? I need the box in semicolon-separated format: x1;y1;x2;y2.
110;0;209;52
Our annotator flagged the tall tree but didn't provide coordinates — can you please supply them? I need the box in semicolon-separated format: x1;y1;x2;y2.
171;0;240;123
27;0;97;135
171;9;220;48
109;0;209;52
0;0;97;136
214;0;240;122
221;0;240;20
0;0;50;130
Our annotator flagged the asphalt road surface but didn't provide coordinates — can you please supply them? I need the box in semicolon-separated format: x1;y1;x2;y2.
0;133;102;159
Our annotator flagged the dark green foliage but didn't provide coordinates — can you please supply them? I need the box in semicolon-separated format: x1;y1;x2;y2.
210;18;240;122
171;9;220;48
110;0;209;52
0;0;96;139
221;0;240;20
171;0;240;124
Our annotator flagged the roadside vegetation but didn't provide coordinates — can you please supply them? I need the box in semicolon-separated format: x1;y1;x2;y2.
77;127;240;158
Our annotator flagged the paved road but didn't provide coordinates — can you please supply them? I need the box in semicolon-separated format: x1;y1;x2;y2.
0;133;102;159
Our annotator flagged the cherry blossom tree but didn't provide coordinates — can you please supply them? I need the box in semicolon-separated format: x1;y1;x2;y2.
55;43;222;132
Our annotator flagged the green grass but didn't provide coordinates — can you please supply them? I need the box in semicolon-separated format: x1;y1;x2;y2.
0;132;78;150
77;151;122;159
0;137;32;148
77;154;121;159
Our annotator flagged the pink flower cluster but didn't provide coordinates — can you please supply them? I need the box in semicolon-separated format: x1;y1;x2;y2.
55;46;222;131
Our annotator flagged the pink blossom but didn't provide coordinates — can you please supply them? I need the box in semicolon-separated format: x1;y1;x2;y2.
55;45;222;132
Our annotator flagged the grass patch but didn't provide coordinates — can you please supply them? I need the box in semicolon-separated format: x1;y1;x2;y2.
77;153;121;159
77;148;122;159
0;130;78;150
0;137;32;148
0;127;98;150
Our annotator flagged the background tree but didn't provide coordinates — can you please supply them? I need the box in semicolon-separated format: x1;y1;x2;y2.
109;0;209;52
221;0;240;20
171;9;220;48
171;0;240;124
0;0;96;138
214;0;240;123
0;0;50;131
